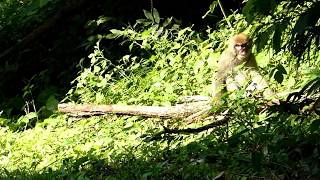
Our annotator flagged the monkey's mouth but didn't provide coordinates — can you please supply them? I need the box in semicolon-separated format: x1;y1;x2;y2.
234;45;247;56
239;49;247;55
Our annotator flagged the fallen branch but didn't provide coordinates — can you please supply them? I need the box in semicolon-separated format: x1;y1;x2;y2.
162;116;229;134
58;100;211;119
146;115;230;140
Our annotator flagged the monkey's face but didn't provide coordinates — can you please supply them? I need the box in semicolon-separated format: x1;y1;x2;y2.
234;43;249;56
231;33;251;61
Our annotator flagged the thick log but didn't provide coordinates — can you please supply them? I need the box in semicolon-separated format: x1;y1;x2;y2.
58;101;211;118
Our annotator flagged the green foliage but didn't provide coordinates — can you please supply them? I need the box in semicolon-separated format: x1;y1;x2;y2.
68;13;222;106
236;0;320;98
2;1;320;179
243;0;276;23
60;4;320;178
244;0;320;61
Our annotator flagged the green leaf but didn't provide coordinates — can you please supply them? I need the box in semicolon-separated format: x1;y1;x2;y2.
18;112;38;124
163;17;173;27
131;63;141;70
277;64;287;75
309;119;320;132
129;43;134;51
165;84;174;94
25;112;38;120
202;1;218;19
38;0;49;7
93;65;101;73
269;67;276;79
109;29;124;37
171;42;181;50
141;30;151;38
160;70;167;79
123;121;134;129
273;24;283;53
273;64;287;84
256;26;274;52
143;10;153;20
96;92;104;103
152;8;160;23
105;33;119;39
274;71;284;84
46;95;59;111
293;5;320;34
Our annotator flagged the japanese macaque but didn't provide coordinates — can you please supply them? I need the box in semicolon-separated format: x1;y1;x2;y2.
212;33;271;100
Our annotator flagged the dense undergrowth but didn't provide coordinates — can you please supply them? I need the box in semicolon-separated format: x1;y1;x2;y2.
1;0;320;179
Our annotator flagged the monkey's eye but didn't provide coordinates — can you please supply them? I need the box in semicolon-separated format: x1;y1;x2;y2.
234;43;248;49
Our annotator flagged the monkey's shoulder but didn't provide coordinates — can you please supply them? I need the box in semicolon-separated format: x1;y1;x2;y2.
220;49;236;59
218;50;236;66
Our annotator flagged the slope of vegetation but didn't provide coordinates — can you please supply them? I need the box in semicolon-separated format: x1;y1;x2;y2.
1;0;320;179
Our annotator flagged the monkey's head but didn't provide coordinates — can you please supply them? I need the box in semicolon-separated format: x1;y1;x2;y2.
230;33;251;61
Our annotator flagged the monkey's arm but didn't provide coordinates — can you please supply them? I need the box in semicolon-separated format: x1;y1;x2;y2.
212;71;227;98
211;51;234;98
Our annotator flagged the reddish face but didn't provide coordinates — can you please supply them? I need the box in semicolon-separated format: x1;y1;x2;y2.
231;33;251;58
234;43;248;56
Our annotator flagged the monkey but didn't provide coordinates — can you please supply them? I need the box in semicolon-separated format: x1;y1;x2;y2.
212;33;271;100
